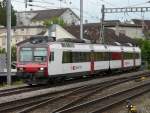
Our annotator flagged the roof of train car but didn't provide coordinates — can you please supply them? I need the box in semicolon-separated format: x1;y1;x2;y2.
18;41;140;53
17;36;140;51
49;42;140;52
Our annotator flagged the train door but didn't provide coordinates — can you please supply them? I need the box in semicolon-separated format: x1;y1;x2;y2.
90;50;95;74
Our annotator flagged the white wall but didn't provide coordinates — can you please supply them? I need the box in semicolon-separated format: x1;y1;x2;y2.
108;26;144;39
16;12;37;26
44;24;76;39
0;27;45;48
61;9;79;25
16;9;80;26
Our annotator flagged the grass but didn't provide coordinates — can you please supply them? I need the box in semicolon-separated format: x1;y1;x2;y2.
0;79;24;88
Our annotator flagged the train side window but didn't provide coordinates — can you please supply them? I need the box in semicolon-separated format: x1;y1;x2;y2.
72;52;78;63
80;52;86;62
72;52;88;63
94;52;109;61
104;52;109;61
49;52;54;61
135;53;140;59
63;51;72;63
124;53;133;59
86;52;91;61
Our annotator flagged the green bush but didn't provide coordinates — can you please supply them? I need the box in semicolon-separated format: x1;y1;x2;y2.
135;39;150;69
43;17;66;27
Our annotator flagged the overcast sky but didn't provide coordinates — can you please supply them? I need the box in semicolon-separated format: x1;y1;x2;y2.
11;0;150;23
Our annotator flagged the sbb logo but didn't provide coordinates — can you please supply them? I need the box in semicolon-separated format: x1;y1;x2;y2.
71;66;82;70
125;62;130;65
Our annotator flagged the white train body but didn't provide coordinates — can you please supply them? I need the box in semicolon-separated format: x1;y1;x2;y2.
17;41;141;85
48;43;141;76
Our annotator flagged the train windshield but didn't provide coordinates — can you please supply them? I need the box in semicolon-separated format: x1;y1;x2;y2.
20;47;47;62
20;48;32;62
34;48;47;62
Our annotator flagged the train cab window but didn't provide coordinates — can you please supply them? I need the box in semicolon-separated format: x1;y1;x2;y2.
34;48;47;62
20;48;32;62
49;52;54;61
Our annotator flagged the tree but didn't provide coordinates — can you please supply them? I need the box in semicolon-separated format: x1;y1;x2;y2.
0;0;16;26
135;38;150;69
43;17;66;27
0;48;5;54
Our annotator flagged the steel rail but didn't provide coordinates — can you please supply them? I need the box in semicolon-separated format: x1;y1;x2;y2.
0;85;52;97
56;82;150;113
0;71;149;113
18;74;149;113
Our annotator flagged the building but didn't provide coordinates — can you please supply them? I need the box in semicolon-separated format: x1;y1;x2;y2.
132;19;150;39
16;8;80;26
0;26;45;48
105;19;150;39
64;23;137;46
2;19;150;48
106;23;144;39
17;24;138;47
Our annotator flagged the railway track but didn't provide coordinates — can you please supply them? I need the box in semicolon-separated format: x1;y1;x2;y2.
0;74;109;97
0;72;148;113
55;80;150;113
0;70;142;97
0;71;149;113
0;71;123;97
0;85;53;97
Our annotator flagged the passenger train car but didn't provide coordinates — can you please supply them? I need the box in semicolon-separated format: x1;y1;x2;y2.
16;37;141;85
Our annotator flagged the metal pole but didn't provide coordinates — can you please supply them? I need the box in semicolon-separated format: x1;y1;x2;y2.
100;5;105;44
6;0;11;85
80;0;83;40
25;0;27;8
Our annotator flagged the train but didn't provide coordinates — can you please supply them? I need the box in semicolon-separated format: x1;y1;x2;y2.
16;36;141;85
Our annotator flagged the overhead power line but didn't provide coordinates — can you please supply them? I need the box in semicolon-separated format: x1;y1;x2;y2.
104;7;150;13
14;0;99;20
33;0;54;5
100;5;150;44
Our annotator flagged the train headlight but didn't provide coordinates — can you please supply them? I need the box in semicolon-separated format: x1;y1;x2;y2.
40;67;44;71
19;68;23;71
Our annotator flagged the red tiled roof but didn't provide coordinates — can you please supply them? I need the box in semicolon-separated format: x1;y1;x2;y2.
64;23;137;46
132;19;150;26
